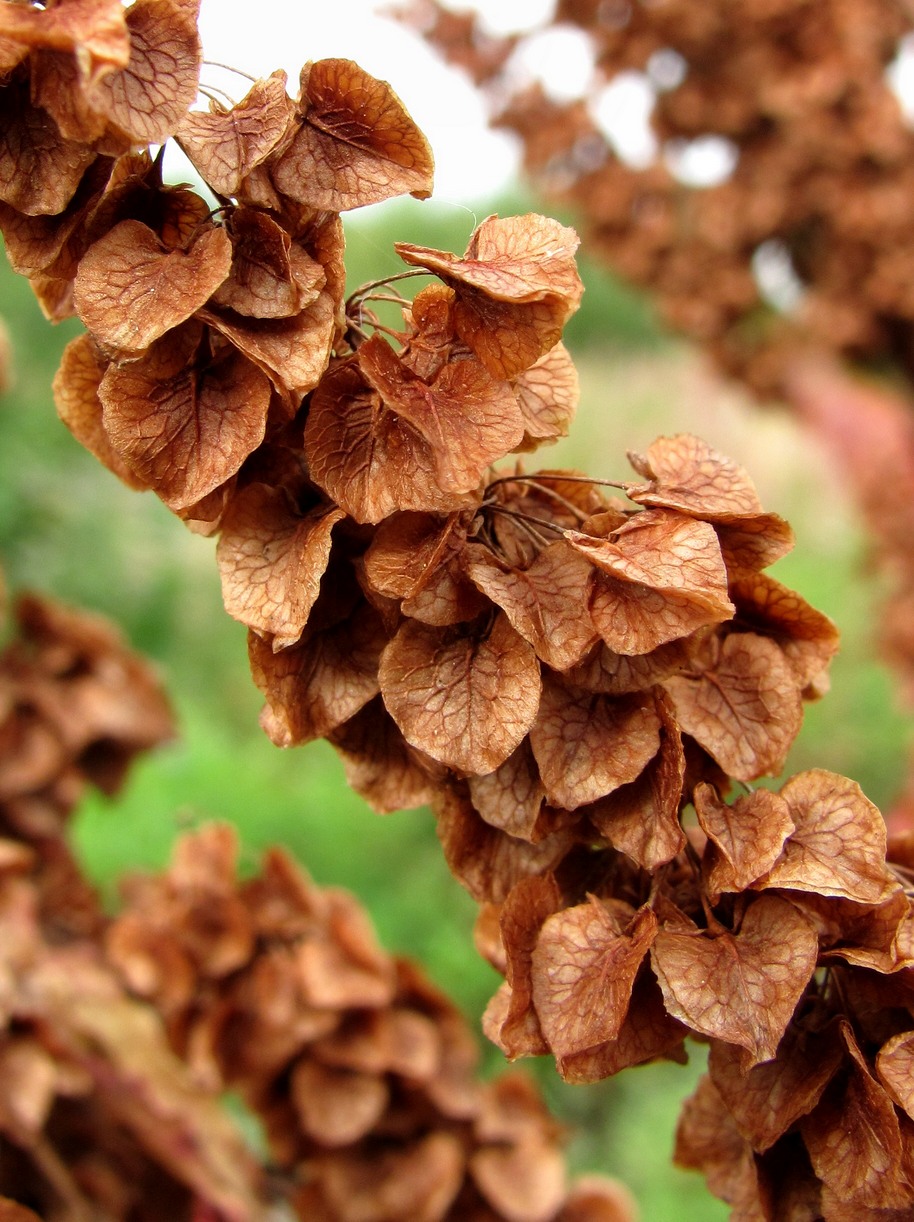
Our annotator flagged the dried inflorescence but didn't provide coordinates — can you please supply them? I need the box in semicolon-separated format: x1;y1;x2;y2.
0;848;267;1219
105;822;636;1222
399;0;914;819
472;767;914;1216
5;5;906;1214
0;583;174;937
399;0;914;397
673;812;914;1218
0;581;632;1219
0;581;262;1219
0;2;832;885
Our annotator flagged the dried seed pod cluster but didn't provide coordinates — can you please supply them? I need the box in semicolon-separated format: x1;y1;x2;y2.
0;847;266;1219
0;585;174;937
0;587;632;1220
0;580;262;1219
0;0;835;899
5;3;909;1215
474;768;914;1215
399;0;914;794
400;0;914;398
105;823;635;1222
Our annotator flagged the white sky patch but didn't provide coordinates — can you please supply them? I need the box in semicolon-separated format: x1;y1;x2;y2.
591;71;658;168
664;135;738;187
887;32;914;122
505;24;596;102
468;0;557;36
752;239;805;314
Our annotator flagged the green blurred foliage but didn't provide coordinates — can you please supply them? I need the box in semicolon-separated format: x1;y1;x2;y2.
1;188;910;1221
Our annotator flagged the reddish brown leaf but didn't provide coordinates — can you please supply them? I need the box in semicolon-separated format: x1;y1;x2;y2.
876;1031;914;1120
217;486;344;648
305;357;474;523
397;213;582;306
626;434;765;518
468;739;546;842
176;71;295;198
587;688;686;869
315;1132;464;1222
487;874;563;1058
530;675;661;810
558;969;688;1082
211;207;325;320
663;631;803;780
0;75;96;215
312;1005;441;1080
270;58;434;210
74;218;232;352
53;333;147;490
590;576;726;657
0;154;113;291
470;1136;567;1222
791;888;912;972
511;340;579;450
570;509;730;600
652;895;819;1064
435;784;574;903
556;1176;638;1222
753;770;898;904
396;213;583;378
0;0;129;71
328;698;438;814
359;334;524;492
730;572;840;690
716;513;795;575
363;511;486;626
562;637;689;694
674;1076;767;1219
249;604;386;747
709;1021;845;1153
86;0;202;146
695;782;795;897
198;290;335;401
802;1024;912;1212
98;325;271;510
466;540;597;670
571;510;734;653
379;614;541;774
296;886;396;1009
532;899;657;1060
291;1059;388;1147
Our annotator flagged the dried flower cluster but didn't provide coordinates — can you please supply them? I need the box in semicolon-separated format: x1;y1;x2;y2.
473;765;914;1216
0;580;630;1220
5;2;912;1214
400;0;914;397
399;0;914;819
0;581;174;938
106;822;635;1222
0;578;264;1219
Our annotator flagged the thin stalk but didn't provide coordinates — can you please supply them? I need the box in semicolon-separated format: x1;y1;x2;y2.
202;60;258;82
346;269;428;309
485;472;630;493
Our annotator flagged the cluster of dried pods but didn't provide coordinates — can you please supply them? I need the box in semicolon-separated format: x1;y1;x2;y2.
0;577;631;1221
6;0;914;1215
399;0;914;787
401;0;914;396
